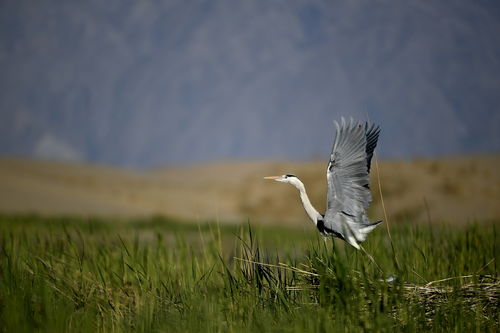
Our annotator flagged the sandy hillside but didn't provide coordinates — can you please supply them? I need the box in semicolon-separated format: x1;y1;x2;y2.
0;156;498;225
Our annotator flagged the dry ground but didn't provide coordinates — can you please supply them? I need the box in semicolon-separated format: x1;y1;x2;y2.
0;156;498;225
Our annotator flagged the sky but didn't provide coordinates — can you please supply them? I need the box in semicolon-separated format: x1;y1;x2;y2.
1;0;499;167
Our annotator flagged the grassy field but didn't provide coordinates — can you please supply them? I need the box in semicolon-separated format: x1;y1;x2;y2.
0;215;498;332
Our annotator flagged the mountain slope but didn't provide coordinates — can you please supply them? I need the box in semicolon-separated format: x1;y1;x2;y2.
1;1;499;166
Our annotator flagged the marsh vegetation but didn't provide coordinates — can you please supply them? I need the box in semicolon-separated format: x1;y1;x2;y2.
0;215;497;332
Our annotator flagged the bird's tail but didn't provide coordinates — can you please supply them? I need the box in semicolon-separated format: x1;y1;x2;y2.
344;220;383;249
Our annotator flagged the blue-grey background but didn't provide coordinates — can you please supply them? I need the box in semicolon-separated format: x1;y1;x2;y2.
1;0;499;167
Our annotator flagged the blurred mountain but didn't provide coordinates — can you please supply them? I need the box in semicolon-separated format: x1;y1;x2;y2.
1;0;499;167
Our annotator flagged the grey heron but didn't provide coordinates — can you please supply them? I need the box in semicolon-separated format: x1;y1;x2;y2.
265;118;382;249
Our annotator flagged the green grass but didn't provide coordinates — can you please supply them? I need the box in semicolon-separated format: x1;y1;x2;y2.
0;215;498;332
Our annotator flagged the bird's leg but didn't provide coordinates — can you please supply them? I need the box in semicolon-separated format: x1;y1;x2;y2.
324;235;337;253
359;244;384;275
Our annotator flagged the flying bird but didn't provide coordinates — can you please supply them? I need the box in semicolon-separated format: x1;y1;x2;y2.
265;118;382;249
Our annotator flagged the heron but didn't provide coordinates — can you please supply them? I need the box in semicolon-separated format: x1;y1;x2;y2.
265;118;382;249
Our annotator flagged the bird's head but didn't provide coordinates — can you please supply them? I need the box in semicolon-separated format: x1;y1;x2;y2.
264;174;302;188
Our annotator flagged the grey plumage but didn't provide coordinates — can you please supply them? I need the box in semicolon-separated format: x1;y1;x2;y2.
323;118;381;249
264;117;382;249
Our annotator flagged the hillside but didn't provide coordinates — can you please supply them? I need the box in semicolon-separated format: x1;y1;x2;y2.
1;1;499;166
0;156;498;225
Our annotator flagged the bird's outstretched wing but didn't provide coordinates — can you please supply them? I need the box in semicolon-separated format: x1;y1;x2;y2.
325;118;380;218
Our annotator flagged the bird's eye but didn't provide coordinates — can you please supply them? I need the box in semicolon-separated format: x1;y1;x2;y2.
285;174;296;178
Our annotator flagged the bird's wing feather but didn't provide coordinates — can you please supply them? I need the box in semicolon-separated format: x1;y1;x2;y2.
365;122;381;173
325;118;380;219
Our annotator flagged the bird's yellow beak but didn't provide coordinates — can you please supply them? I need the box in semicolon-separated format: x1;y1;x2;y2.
264;176;281;180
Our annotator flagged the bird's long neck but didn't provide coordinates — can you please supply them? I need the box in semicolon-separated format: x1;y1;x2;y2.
294;180;321;226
